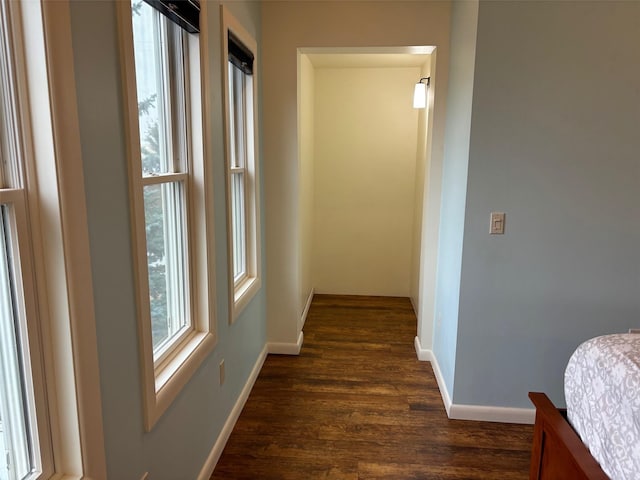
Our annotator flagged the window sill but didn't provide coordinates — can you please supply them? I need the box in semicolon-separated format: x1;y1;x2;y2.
144;329;215;430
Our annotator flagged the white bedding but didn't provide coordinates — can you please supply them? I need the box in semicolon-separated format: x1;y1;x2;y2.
565;334;640;480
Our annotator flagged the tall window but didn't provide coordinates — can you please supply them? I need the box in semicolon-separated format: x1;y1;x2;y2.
0;1;52;477
0;0;107;476
120;0;215;430
132;0;192;362
223;10;260;321
229;60;248;284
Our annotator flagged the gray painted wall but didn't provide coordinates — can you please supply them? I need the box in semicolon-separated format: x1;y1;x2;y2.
68;1;265;478
432;0;479;396
452;0;640;408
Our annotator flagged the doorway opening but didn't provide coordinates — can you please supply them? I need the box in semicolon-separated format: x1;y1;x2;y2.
296;46;439;353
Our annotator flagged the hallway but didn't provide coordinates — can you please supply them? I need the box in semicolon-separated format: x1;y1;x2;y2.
212;295;532;479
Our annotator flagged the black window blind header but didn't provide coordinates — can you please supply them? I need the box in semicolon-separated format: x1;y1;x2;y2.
228;32;254;75
144;0;200;34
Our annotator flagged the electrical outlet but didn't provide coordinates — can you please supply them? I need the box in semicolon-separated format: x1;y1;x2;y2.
219;359;225;385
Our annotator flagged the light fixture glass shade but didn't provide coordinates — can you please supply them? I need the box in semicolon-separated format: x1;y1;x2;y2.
413;82;426;109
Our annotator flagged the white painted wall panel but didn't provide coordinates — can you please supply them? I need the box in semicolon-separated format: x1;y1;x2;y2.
313;67;419;296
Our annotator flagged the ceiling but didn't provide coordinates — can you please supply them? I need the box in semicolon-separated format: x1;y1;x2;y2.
304;47;433;69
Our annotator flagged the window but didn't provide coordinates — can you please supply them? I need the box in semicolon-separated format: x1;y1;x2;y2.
119;0;215;430
223;8;261;321
229;61;248;284
0;2;53;477
0;0;106;477
132;0;192;363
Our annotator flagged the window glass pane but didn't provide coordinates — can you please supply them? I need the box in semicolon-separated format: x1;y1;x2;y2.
231;172;246;282
230;64;245;169
143;182;189;355
227;65;236;169
229;60;249;284
0;205;36;480
132;0;185;176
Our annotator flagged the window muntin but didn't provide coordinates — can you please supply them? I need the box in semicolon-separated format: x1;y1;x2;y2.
132;0;192;361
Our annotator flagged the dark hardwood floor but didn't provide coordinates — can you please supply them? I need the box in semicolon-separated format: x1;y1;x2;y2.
212;295;533;479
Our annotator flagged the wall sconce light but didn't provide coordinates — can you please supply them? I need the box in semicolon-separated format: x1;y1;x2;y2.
413;77;430;109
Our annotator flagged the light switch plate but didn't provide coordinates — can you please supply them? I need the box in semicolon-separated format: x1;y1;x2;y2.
490;212;505;234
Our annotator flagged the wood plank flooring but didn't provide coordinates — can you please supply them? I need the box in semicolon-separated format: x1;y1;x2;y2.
211;295;533;479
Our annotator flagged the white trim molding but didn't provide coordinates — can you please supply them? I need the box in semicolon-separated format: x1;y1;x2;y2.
413;335;433;362
13;0;108;477
410;296;418;317
300;288;314;330
449;403;535;425
429;349;535;424
268;331;304;355
429;349;453;417
197;346;267;480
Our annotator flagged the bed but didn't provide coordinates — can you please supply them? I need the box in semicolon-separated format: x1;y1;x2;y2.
529;333;640;480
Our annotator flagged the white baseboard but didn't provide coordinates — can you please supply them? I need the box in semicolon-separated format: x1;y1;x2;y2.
429;349;453;417
410;296;418;315
428;348;534;424
449;403;535;424
300;288;314;330
197;345;267;480
267;331;304;355
413;335;433;362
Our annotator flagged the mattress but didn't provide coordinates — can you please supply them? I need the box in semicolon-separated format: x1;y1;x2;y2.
565;334;640;480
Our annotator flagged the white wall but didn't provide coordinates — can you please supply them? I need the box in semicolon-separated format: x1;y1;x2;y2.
416;54;442;351
298;53;315;325
262;0;451;349
312;66;420;296
410;59;431;311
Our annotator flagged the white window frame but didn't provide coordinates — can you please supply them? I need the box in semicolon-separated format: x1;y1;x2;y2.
117;0;216;431
0;8;50;478
0;0;52;466
1;0;107;478
222;6;261;323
